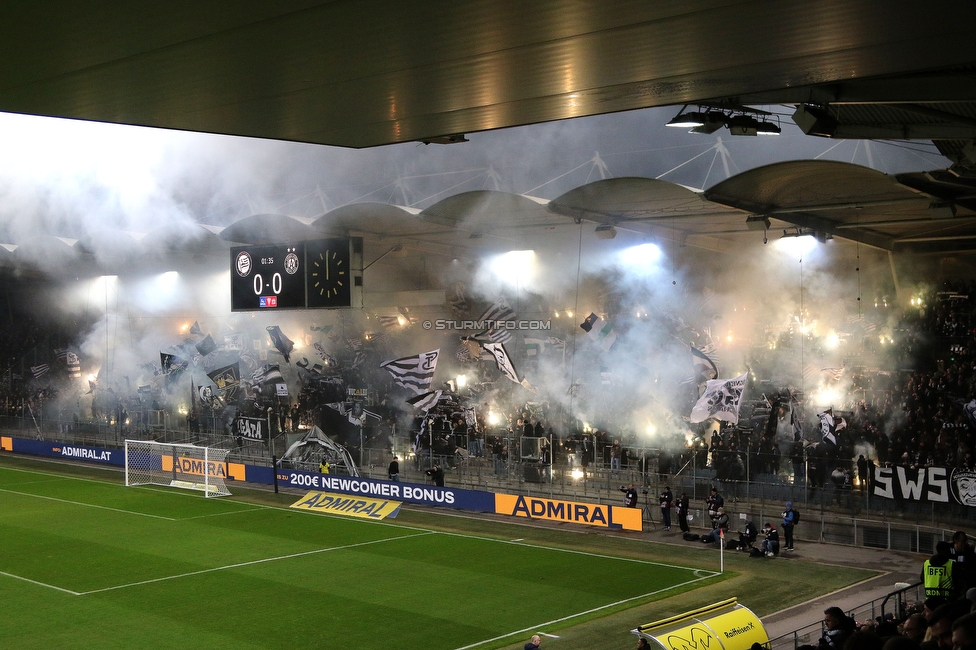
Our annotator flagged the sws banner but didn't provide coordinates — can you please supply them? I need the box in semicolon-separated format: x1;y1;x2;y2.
871;466;976;505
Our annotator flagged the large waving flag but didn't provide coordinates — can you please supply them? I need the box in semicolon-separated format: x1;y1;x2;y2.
267;326;294;363
580;312;617;351
690;372;748;424
406;390;443;412
380;349;440;394
250;364;284;386
160;351;189;387
482;342;523;385
195;334;218;357
207;362;241;401
55;348;82;377
473;297;517;343
818;409;837;445
691;345;719;396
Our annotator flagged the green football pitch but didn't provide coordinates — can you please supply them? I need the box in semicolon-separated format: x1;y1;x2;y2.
0;460;721;650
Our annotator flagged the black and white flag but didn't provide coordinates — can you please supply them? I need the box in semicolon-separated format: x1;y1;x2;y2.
55;348;82;377
479;296;517;324
267;326;294;363
380;349;440;394
31;364;50;379
818;409;836;445
473;297;517;343
482;342;524;385
690;345;719;396
690;372;748;424
207;362;241;401
250;364;284;386
195;334;218;357
406;390;443;412
325;401;382;426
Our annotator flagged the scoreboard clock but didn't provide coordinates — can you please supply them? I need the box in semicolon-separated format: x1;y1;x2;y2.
230;243;306;311
306;238;353;309
230;238;362;311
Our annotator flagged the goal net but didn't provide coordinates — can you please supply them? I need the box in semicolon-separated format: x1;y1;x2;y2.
125;440;232;497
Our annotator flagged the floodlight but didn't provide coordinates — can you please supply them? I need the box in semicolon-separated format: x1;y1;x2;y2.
595;224;617;239
728;114;760;136
666;108;706;128
746;216;771;230
792;105;837;137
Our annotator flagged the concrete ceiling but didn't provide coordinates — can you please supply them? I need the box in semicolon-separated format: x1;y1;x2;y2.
3;1;975;151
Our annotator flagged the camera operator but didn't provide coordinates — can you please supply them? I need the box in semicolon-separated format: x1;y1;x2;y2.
425;464;445;487
659;485;673;531
701;507;729;545
738;520;758;551
706;487;724;528
761;523;780;557
620;483;638;508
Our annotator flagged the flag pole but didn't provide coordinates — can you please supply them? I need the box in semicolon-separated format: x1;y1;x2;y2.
719;527;725;573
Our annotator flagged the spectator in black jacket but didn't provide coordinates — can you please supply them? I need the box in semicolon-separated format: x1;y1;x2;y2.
425;464;445;487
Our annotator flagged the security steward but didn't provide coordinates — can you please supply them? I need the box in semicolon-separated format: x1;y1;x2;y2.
922;541;960;599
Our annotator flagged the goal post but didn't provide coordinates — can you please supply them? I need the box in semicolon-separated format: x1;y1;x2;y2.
125;440;232;497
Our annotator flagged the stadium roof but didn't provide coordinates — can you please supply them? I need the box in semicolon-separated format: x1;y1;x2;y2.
2;1;975;153
3;2;976;270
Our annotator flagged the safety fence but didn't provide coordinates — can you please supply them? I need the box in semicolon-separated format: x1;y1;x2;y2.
2;420;970;552
767;582;925;650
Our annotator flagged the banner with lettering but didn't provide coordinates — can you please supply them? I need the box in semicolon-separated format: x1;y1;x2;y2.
871;466;976;505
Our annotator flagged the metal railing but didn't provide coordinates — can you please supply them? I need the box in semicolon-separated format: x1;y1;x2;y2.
767;582;924;650
1;419;967;552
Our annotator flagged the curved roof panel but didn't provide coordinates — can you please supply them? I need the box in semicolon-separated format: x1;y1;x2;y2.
549;177;747;250
421;190;558;230
312;203;429;238
703;160;970;252
705;160;924;212
219;214;315;244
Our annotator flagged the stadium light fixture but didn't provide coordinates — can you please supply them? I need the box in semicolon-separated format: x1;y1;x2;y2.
746;215;771;231
728;114;760;136
666;107;706;128
689;111;728;134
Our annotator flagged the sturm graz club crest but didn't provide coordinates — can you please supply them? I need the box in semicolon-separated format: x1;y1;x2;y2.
951;469;976;506
236;250;252;277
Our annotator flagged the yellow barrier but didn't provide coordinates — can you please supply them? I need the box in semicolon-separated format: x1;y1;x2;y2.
633;598;768;650
290;490;402;520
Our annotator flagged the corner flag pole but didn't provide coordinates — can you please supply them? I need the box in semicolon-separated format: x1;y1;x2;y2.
720;527;725;573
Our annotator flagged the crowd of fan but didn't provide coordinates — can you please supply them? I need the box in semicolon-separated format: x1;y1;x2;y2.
799;531;976;650
835;283;976;479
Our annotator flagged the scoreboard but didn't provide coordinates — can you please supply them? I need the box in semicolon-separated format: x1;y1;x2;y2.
230;237;362;311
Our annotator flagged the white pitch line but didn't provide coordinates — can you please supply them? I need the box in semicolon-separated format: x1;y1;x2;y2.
0;570;82;596
78;530;433;595
451;572;720;650
438;528;719;574
0;465;119;488
0;487;176;521
177;507;267;520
